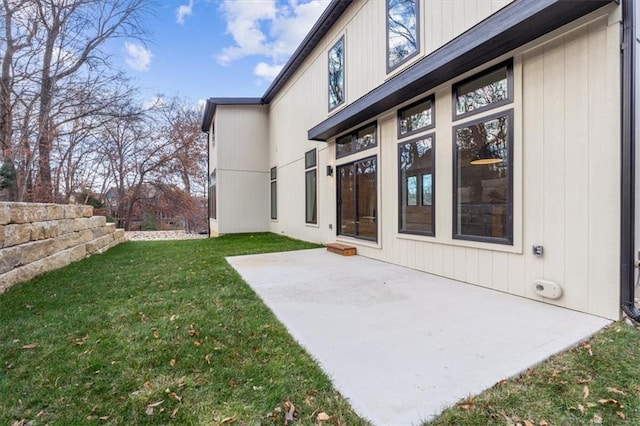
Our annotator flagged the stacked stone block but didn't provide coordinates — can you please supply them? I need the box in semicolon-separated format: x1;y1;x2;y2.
0;202;125;292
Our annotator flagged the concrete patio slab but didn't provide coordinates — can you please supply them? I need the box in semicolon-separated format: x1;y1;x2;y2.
226;248;612;425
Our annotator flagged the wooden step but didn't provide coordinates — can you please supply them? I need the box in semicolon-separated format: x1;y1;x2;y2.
326;242;357;256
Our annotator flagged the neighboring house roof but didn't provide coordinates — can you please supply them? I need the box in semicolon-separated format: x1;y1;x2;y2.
202;0;615;137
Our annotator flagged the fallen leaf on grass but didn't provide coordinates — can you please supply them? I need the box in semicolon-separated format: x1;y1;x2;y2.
169;359;176;367
592;413;603;424
617;411;626;419
607;387;626;395
577;404;585;414
143;381;153;390
168;392;182;402
284;400;296;424
598;398;622;408
71;335;89;346
317;412;331;421
153;330;160;339
21;343;38;349
539;421;549;426
99;416;109;421
456;400;474;410
145;400;164;415
524;420;535;426
583;385;590;399
228;379;236;388
219;416;236;424
205;354;212;364
582;342;593;356
193;340;202;346
171;407;179;418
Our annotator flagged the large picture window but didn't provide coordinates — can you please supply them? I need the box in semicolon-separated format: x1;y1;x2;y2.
270;167;277;220
387;0;419;72
328;36;345;111
338;156;377;241
399;135;435;235
453;61;513;119
453;110;513;244
305;149;317;224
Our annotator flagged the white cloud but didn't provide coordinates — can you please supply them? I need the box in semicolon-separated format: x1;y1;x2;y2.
254;62;284;80
125;42;153;72
216;0;329;81
176;0;194;25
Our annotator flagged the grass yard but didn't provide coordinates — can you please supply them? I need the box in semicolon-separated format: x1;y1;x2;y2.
0;233;368;425
2;233;640;425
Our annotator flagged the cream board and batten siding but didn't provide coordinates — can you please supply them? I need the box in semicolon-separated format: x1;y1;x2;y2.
267;0;516;240
208;119;218;235
214;105;270;234
348;12;622;320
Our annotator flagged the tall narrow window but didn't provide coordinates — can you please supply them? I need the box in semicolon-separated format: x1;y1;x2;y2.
453;61;512;119
328;36;345;111
209;170;217;220
305;149;317;224
399;135;435;235
453;110;513;244
270;167;277;220
338;156;377;241
387;0;419;72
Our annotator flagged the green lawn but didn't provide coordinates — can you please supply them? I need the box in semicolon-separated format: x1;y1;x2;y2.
0;233;368;425
2;233;640;425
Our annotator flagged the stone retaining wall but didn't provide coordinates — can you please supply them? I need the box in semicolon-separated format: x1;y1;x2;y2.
0;202;125;292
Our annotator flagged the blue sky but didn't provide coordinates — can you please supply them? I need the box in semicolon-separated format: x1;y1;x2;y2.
107;0;330;107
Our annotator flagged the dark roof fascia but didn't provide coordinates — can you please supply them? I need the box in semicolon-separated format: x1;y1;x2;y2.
308;0;617;141
201;97;264;132
262;0;353;104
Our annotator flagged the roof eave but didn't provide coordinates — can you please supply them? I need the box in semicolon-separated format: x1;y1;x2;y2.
200;97;264;132
308;0;617;141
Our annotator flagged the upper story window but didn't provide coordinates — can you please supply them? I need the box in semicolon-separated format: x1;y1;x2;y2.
336;123;377;159
328;36;345;111
398;96;434;138
453;61;513;119
387;0;419;72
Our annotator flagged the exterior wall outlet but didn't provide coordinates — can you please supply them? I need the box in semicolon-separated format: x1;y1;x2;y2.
533;279;563;299
532;245;544;256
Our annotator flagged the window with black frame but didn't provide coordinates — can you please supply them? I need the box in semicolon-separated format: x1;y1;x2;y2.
335;123;378;242
453;110;513;244
305;150;317;224
398;134;435;235
328;36;345;111
387;0;419;72
452;61;514;244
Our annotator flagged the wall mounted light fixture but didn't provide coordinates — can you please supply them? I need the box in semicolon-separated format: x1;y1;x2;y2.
326;165;333;176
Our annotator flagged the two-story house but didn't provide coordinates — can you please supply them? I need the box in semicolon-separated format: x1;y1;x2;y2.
202;0;639;322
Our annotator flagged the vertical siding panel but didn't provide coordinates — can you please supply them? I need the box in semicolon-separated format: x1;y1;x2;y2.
407;240;418;269
562;29;590;312
432;243;444;276
477;251;493;288
587;20;620;319
423;241;433;272
522;49;545;300
465;247;479;285
464;1;478;33
440;1;454;50
428;0;443;55
476;0;492;23
507;253;525;297
542;38;567;307
443;245;455;278
492;251;509;292
415;240;425;271
453;246;466;282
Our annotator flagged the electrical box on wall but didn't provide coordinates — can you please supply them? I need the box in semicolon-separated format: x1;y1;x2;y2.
533;279;563;299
